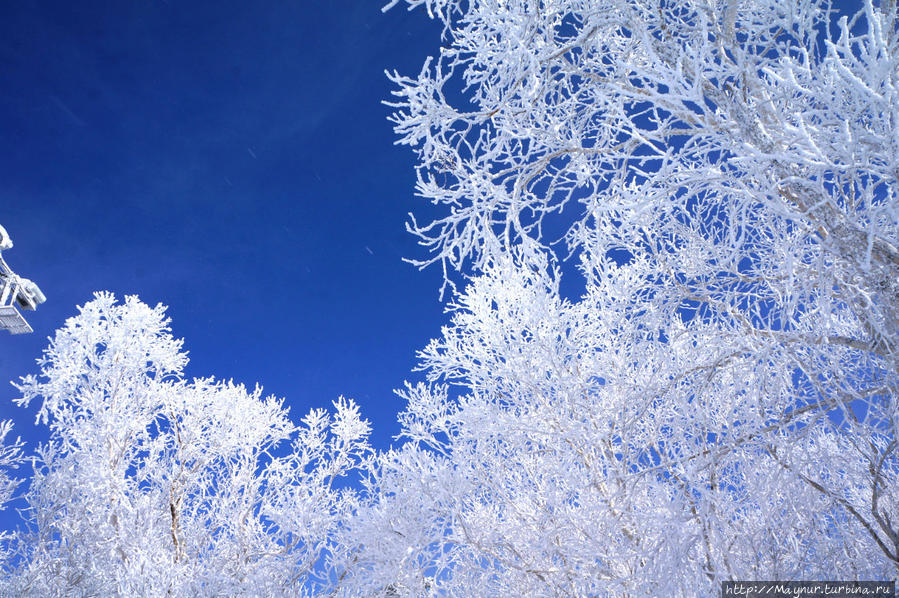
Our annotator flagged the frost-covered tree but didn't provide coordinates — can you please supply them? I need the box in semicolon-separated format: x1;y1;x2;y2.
335;0;899;594
0;422;23;513
3;293;372;596
1;0;897;595
344;261;896;595
0;421;24;565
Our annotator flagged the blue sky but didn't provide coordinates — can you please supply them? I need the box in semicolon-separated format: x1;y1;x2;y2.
0;1;447;451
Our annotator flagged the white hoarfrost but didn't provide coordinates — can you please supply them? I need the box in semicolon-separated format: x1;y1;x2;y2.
3;293;372;596
2;0;898;595
336;0;899;594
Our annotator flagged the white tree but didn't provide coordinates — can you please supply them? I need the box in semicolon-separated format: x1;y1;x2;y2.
0;420;24;566
343;261;895;595
3;293;372;596
337;0;899;593
2;0;897;594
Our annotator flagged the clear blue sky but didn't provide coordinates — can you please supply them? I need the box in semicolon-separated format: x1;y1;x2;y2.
0;1;447;452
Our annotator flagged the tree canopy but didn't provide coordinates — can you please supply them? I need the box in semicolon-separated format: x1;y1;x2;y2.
1;0;897;595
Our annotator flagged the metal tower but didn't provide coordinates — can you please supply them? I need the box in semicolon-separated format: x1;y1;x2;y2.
0;224;45;334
